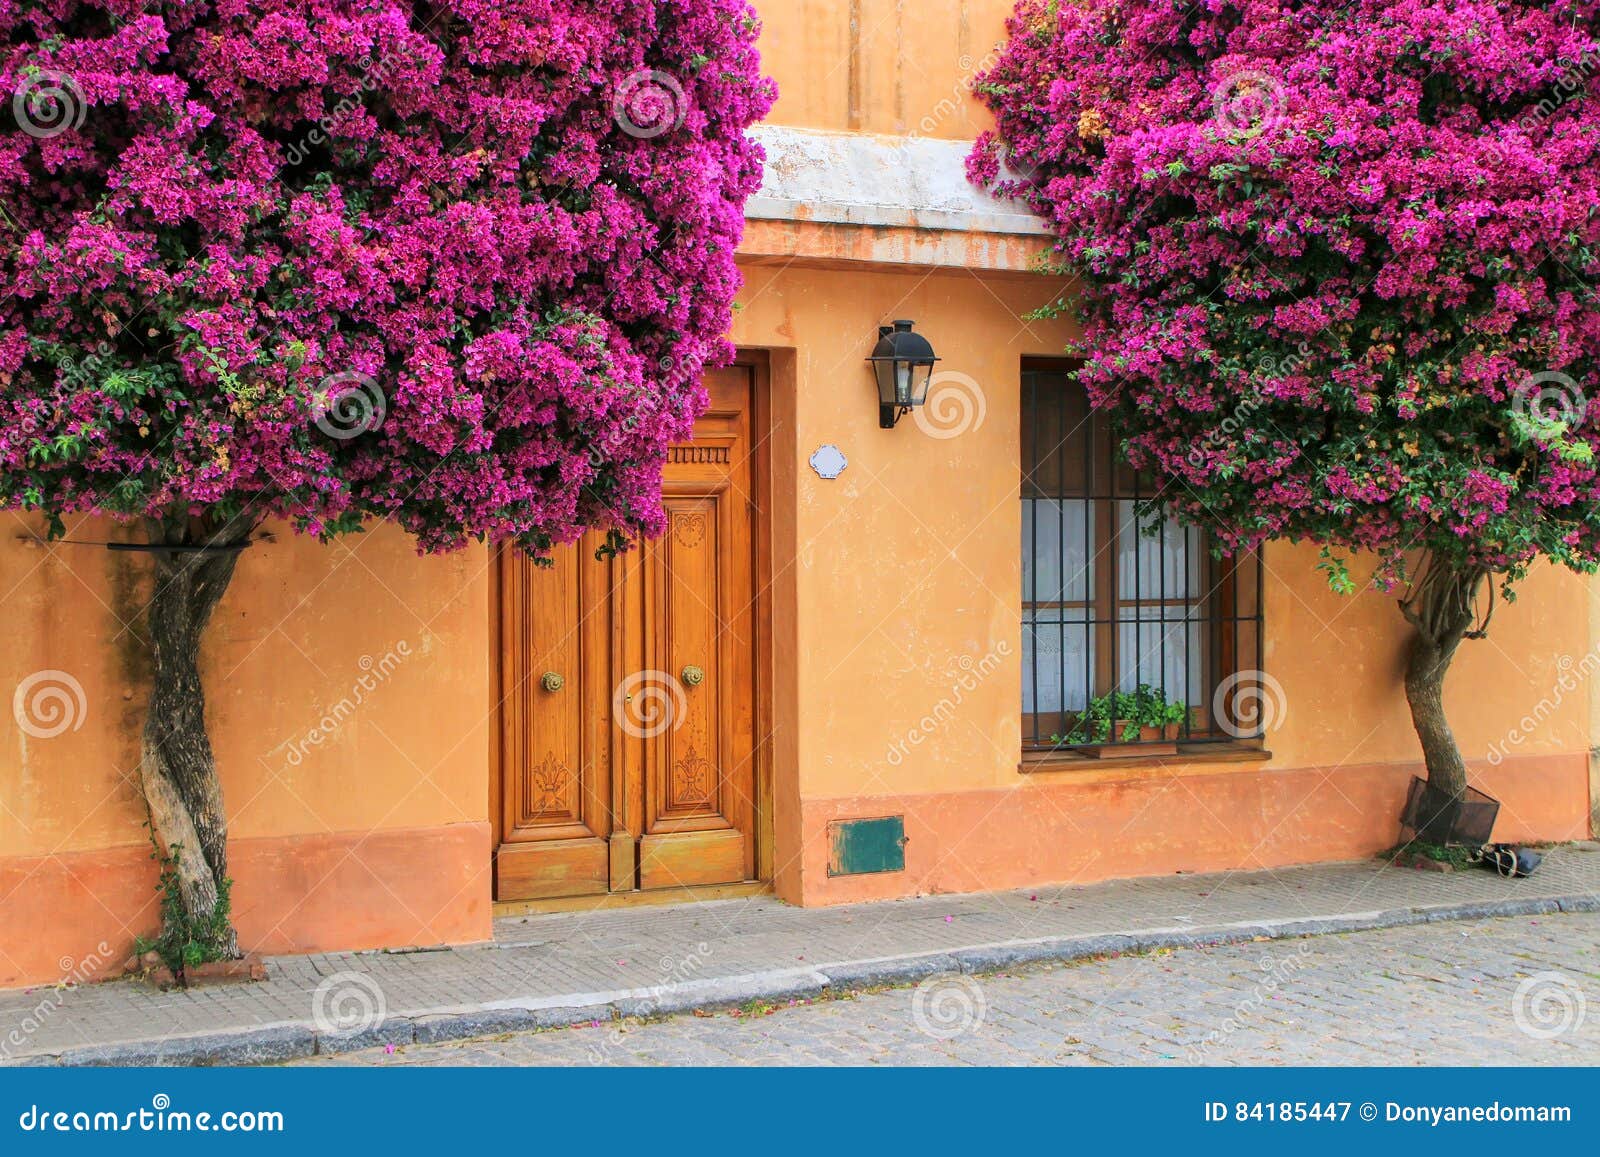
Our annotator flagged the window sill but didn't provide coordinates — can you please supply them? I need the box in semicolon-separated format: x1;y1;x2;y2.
1018;742;1271;775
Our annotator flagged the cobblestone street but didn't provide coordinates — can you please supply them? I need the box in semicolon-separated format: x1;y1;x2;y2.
295;911;1600;1067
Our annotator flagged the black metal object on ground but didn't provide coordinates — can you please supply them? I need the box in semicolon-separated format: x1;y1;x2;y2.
1401;776;1500;846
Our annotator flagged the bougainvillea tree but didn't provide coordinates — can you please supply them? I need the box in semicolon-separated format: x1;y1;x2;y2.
2;1;772;958
973;0;1600;807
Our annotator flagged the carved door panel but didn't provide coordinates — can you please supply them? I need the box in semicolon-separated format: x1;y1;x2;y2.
632;369;757;890
497;366;759;901
496;532;615;900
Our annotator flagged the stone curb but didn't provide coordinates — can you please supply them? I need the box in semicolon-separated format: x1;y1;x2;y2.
13;893;1595;1067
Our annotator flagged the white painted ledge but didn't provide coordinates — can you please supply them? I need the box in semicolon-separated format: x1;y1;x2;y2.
745;124;1048;238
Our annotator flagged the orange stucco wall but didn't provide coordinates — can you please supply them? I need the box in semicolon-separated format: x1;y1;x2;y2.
759;0;1011;140
0;524;494;987
731;265;1596;907
739;0;1592;904
0;0;1594;988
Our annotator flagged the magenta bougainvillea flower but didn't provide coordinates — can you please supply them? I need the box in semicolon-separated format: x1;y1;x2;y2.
1;1;774;555
971;0;1600;588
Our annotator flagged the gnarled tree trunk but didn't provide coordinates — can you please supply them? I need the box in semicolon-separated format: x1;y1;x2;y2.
1399;551;1491;803
138;511;255;960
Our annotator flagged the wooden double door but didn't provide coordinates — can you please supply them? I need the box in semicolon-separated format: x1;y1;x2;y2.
496;367;764;901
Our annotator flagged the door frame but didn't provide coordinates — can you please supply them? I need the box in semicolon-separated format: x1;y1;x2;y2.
489;351;775;906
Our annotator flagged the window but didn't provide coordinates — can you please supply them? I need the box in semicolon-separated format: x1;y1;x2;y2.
1021;362;1264;753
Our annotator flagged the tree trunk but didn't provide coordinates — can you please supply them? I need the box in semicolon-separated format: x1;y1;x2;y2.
1399;552;1490;806
1403;629;1470;799
138;512;254;961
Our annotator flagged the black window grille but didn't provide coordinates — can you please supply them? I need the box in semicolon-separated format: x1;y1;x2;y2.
1021;361;1265;751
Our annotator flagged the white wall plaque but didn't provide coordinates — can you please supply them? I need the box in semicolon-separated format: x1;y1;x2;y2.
809;444;848;480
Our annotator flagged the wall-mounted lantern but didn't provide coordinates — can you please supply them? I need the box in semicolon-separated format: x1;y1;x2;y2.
868;320;939;429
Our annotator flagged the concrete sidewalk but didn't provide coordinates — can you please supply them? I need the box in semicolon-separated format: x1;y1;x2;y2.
5;844;1598;1066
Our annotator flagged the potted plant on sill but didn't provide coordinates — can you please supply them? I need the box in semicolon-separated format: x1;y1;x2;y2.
1054;684;1189;756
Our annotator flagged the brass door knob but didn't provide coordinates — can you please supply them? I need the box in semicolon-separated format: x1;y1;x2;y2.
681;665;705;687
540;671;565;693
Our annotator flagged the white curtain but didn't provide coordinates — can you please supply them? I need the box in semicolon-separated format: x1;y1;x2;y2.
1115;501;1203;702
1022;498;1092;714
1022;499;1202;715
